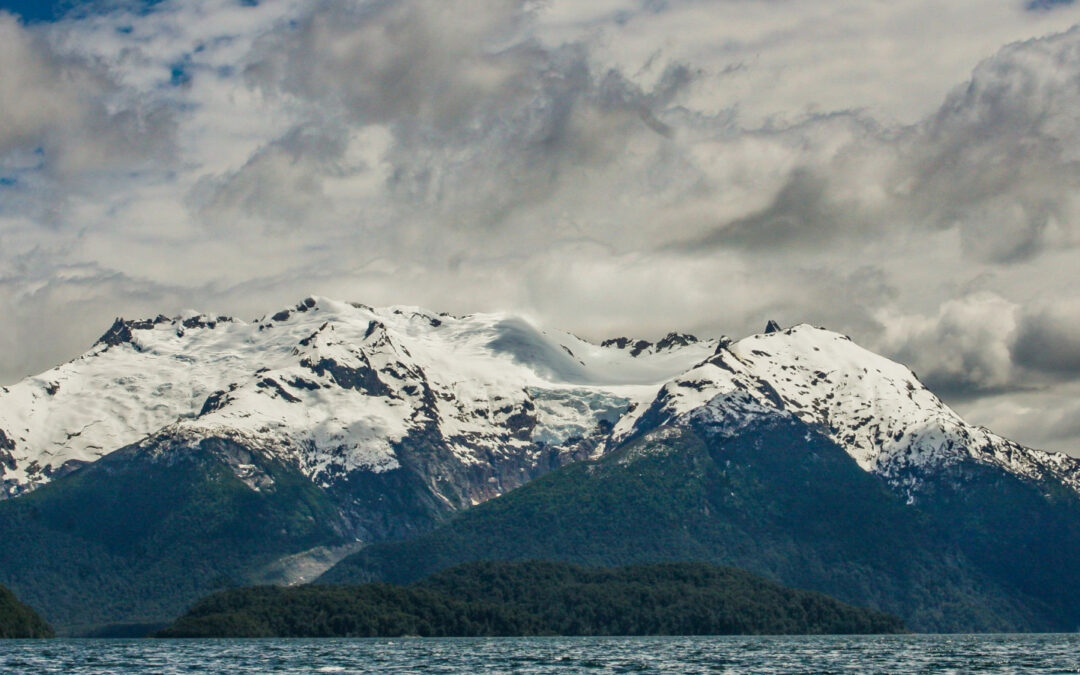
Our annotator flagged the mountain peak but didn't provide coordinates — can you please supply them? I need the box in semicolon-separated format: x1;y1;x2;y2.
656;332;699;351
94;315;171;347
764;319;783;334
615;319;1080;498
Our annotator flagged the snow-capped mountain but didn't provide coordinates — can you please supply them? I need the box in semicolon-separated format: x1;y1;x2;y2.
6;297;1080;633
620;323;1080;499
2;297;1078;506
0;297;716;499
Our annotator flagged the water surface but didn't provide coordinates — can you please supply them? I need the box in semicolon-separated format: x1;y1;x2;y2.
2;634;1078;673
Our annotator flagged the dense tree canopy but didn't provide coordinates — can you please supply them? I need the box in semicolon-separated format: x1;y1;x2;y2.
0;585;53;639
156;560;904;638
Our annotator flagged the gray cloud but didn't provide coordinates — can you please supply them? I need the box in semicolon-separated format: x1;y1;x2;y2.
875;292;1080;405
170;0;719;273
676;27;1080;266
0;11;177;244
876;293;1019;397
0;14;175;182
0;261;196;381
674;168;850;251
1028;0;1076;11
190;123;352;231
244;0;528;131
1012;300;1080;375
892;29;1080;263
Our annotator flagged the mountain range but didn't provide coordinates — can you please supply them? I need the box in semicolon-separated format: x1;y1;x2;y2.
0;297;1078;633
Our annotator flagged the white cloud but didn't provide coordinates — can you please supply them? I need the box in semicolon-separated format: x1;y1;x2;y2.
875;293;1020;395
4;0;1080;454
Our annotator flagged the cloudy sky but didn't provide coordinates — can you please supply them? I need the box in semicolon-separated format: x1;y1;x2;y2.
3;0;1080;454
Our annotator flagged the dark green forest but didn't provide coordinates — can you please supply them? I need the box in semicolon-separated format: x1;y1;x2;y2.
0;438;347;634
0;585;53;638
321;416;1080;632
5;398;1080;634
156;560;904;637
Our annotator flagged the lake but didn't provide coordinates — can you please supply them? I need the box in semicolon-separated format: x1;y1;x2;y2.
1;634;1078;673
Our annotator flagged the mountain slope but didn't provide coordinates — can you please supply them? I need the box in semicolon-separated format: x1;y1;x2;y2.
0;585;53;639
4;301;1078;513
320;404;1075;632
0;298;716;630
612;324;1080;499
0;435;348;633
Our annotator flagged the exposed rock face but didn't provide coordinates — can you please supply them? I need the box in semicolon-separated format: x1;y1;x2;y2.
656;332;699;350
600;337;654;356
0;429;14;468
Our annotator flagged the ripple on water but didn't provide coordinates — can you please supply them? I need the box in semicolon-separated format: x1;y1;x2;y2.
1;634;1079;674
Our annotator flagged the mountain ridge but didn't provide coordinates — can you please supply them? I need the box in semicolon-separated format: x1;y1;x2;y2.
0;584;53;639
0;297;718;500
613;322;1080;499
3;297;1077;505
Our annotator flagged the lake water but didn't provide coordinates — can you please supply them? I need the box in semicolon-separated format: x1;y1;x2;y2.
1;634;1078;673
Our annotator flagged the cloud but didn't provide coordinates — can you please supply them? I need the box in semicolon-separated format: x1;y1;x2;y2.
681;26;1080;266
226;0;708;243
874;292;1080;410
0;258;196;381
875;294;1020;397
5;0;1080;456
0;14;101;156
1028;0;1076;11
891;28;1080;263
672;166;860;252
1012;299;1080;375
244;0;529;130
190;123;352;231
0;13;174;180
952;383;1080;453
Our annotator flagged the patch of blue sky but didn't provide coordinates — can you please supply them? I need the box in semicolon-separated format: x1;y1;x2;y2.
1027;0;1075;9
0;0;255;22
0;0;67;22
169;59;192;86
0;0;161;22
